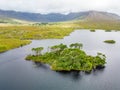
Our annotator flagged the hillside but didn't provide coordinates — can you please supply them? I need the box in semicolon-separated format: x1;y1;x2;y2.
0;15;19;24
83;11;120;22
0;15;32;25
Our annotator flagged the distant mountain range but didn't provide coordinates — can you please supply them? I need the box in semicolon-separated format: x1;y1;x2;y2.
0;9;120;23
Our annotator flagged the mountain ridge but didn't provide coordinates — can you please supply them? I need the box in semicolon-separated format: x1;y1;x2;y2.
0;9;120;23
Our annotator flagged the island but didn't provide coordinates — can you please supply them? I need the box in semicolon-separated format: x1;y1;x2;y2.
26;43;106;72
104;40;116;44
90;29;95;32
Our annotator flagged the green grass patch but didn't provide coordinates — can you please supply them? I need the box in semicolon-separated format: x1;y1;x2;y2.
0;39;31;53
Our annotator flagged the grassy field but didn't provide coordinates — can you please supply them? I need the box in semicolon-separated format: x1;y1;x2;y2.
62;20;120;30
0;25;75;39
0;24;75;53
0;21;120;53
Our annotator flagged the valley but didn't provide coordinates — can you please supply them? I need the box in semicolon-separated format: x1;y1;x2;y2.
0;9;120;89
1;0;120;89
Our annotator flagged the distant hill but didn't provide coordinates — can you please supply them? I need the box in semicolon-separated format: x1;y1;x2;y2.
0;12;32;25
0;15;19;24
0;9;120;23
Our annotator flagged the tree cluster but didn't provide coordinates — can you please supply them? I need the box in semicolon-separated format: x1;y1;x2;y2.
26;43;106;72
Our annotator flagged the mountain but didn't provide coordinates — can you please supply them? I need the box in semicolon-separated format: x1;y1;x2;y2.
83;11;120;22
0;9;120;22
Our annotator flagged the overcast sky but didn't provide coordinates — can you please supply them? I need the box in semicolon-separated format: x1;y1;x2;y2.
0;0;120;15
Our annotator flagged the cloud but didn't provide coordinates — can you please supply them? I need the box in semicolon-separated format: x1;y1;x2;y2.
0;0;120;15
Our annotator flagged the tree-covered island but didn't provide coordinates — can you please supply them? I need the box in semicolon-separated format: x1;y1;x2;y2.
26;43;106;72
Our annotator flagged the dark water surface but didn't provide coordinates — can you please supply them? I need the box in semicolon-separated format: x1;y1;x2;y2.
0;30;120;90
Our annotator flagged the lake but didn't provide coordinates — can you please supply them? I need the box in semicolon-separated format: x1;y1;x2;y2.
0;29;120;90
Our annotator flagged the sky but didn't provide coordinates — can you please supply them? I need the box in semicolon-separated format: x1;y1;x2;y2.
0;0;120;15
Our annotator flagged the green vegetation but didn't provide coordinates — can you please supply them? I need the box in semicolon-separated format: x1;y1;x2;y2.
26;43;106;72
104;40;116;44
0;25;74;39
0;39;31;53
32;47;44;56
0;25;75;52
90;29;95;32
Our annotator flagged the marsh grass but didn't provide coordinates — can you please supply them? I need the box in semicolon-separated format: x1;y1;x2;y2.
0;39;31;53
0;21;120;52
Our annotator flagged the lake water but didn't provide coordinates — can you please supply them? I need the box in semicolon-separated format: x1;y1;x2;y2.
0;29;120;90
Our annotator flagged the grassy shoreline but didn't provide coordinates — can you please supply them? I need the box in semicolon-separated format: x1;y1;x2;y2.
0;39;31;53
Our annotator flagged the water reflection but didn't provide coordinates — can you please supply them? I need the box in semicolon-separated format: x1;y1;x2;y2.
33;62;49;70
33;60;105;80
57;71;82;81
92;67;105;76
